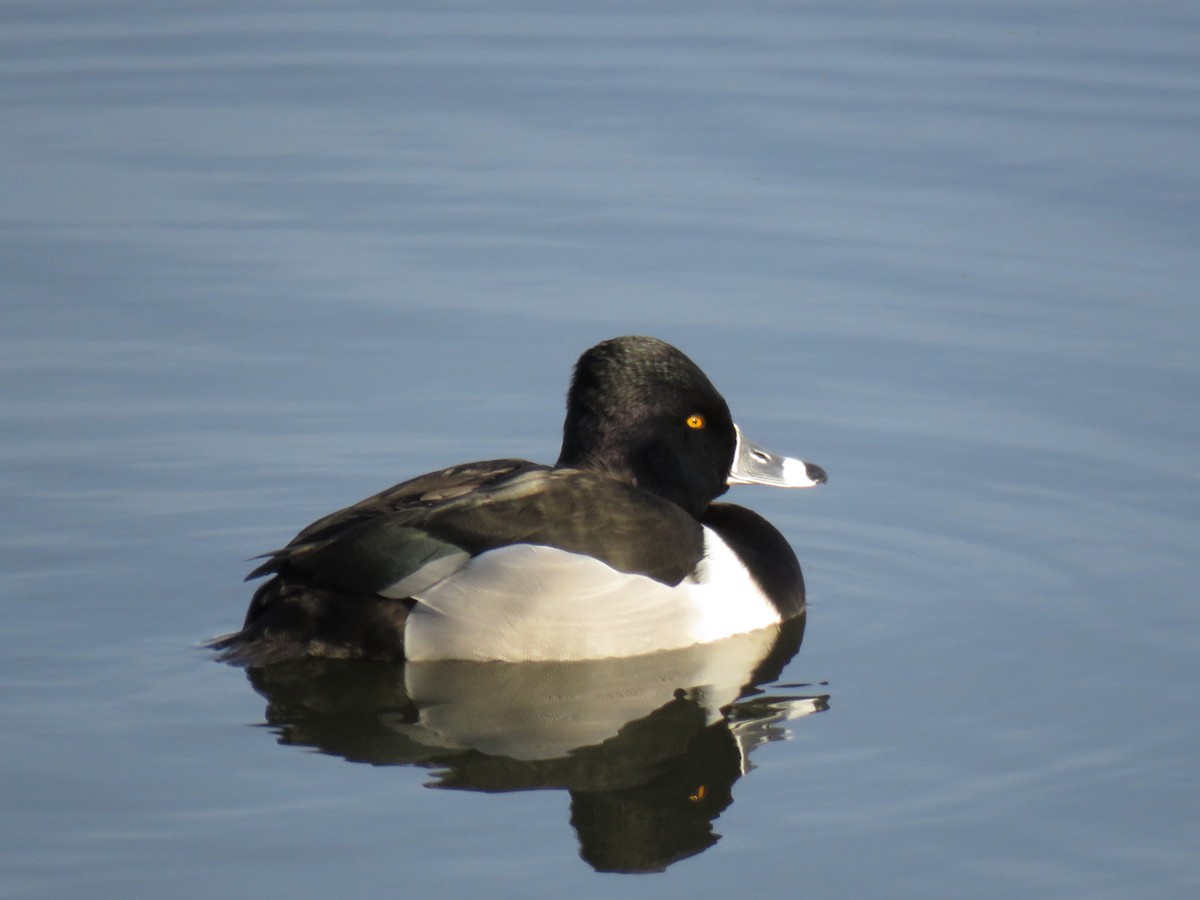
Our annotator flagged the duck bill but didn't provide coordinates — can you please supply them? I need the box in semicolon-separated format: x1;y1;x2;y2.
727;425;827;488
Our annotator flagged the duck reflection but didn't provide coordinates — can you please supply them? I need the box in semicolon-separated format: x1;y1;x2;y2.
242;616;827;873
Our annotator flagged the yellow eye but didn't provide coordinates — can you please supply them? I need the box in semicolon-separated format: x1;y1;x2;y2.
686;414;706;430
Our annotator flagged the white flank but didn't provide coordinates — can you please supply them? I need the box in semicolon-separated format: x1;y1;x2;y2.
404;528;781;662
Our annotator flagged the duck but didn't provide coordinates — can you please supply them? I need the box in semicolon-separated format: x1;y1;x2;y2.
210;335;826;665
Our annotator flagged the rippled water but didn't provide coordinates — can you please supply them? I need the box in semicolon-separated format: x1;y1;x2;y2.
3;2;1198;898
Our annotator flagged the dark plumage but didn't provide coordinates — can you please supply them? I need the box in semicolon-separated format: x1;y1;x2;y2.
210;336;825;664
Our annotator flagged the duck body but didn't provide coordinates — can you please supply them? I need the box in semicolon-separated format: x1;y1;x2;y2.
212;337;825;664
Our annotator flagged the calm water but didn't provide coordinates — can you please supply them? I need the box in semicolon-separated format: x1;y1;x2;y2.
3;2;1198;897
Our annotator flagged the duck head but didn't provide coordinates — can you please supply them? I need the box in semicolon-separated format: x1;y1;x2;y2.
556;336;826;518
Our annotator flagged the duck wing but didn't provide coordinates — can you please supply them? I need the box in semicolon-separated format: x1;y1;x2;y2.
249;460;705;599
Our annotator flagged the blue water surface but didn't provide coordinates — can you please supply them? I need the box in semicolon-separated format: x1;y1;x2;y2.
2;2;1198;897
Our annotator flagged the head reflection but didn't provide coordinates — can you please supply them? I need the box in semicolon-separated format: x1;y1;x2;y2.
244;617;827;874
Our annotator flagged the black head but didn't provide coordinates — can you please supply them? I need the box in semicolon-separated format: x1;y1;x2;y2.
556;336;737;517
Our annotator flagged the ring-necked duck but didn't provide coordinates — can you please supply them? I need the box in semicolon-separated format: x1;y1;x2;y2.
210;336;825;664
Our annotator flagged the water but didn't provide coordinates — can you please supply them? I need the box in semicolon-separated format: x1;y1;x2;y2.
3;1;1198;897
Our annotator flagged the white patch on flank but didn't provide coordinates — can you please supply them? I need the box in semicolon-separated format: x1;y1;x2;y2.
686;527;781;640
404;528;781;662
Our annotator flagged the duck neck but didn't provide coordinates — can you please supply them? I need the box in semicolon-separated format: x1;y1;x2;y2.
557;441;718;519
